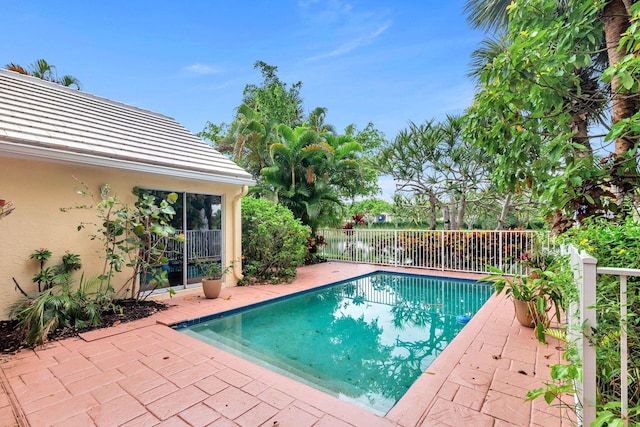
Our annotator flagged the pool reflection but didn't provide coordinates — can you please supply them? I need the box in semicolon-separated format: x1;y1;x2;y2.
181;272;492;415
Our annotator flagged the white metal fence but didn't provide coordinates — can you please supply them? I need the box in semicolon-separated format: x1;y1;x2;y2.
164;229;222;262
318;229;550;275
569;245;636;427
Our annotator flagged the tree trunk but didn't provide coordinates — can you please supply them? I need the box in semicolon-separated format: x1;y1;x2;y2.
571;112;593;157
496;192;512;230
428;190;438;230
449;199;457;230
603;0;635;155
456;195;466;230
442;205;450;230
603;0;638;203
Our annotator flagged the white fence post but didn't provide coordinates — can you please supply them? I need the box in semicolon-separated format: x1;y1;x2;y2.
355;229;359;263
620;274;629;427
394;230;398;267
499;231;503;272
574;247;598;427
440;230;445;271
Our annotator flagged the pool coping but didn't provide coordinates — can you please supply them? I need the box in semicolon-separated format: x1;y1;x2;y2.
149;263;564;425
171;270;492;417
0;262;569;426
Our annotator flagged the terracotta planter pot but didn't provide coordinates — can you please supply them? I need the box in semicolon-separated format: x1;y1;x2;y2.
202;278;222;299
513;299;537;328
513;299;551;328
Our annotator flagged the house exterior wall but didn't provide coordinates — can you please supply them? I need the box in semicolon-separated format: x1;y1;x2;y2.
0;156;246;320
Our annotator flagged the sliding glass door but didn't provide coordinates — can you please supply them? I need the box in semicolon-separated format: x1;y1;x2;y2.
142;190;223;292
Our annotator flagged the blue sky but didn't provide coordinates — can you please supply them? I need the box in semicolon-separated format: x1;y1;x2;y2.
2;0;485;198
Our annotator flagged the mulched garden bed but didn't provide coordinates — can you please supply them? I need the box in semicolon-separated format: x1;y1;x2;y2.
0;299;168;354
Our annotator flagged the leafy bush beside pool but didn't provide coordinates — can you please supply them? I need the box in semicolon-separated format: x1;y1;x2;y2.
241;198;310;284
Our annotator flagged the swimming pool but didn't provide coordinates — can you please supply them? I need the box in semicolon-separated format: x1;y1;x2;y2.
177;271;492;415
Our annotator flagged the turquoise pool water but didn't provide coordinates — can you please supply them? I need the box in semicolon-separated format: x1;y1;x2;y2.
178;272;492;415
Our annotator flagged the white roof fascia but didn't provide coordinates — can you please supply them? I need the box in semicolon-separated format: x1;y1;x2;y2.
1;141;256;186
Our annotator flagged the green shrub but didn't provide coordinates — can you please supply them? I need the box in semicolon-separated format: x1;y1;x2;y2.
563;216;640;424
241;198;310;284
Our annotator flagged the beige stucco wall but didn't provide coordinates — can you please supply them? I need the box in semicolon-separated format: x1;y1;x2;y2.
0;156;247;320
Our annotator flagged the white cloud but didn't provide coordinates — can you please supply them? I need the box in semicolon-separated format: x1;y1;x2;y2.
307;22;391;61
182;64;223;75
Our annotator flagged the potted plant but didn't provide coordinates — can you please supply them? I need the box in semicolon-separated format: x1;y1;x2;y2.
483;264;567;342
196;260;232;299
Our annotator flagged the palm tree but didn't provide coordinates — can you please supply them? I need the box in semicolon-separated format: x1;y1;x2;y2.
229;104;275;177
306;107;336;135
466;0;637;158
4;59;82;89
318;131;362;201
258;124;352;232
464;0;510;33
467;35;508;84
603;1;639;156
29;59;57;81
57;74;82;89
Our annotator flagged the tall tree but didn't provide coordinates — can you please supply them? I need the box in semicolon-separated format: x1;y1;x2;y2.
199;61;383;229
243;61;304;127
377;115;492;229
603;0;639;155
343;123;386;202
464;0;634;231
306;107;336;134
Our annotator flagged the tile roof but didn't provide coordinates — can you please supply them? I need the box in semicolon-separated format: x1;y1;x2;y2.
0;69;254;185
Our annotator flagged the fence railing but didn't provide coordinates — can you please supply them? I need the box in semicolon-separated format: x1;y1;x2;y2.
568;245;635;427
318;229;550;275
164;229;222;263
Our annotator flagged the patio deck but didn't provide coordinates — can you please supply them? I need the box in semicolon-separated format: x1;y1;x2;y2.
0;262;573;426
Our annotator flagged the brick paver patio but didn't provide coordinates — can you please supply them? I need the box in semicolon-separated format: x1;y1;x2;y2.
0;263;573;426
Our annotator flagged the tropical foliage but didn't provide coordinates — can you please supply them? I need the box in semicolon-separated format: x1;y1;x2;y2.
5;58;81;89
463;0;640;422
9;250;114;346
564;217;640;424
62;183;183;298
7;184;185;346
377;114;501;229
465;0;640;231
256;124;362;232
242;60;304;127
240;198;310;283
199;61;384;232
